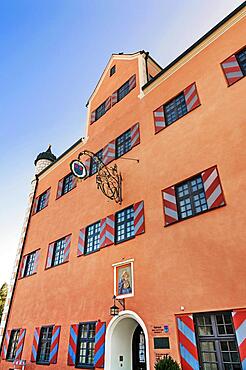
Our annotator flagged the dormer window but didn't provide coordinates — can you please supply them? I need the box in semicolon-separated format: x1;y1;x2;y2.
110;65;116;76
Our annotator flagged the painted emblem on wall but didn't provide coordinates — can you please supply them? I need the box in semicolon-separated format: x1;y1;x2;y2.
113;260;134;299
70;160;87;179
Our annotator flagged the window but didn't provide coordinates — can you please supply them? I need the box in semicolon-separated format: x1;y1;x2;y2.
6;329;20;361
24;252;36;277
90;149;103;176
116;129;131;158
176;175;208;220
164;92;188;126
37;326;53;364
62;173;74;195
85;222;100;254
118;80;130;101
76;322;96;367
52;238;66;266
194;312;241;370
236;47;246;76
110;65;116;76
36;191;47;212
95;102;106;121
116;206;135;243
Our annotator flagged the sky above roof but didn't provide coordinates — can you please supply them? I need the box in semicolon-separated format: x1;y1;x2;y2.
0;0;243;287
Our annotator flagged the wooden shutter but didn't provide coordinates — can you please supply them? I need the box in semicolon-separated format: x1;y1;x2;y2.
56;178;64;199
232;310;246;368
176;315;199;370
90;110;96;124
46;243;55;268
1;329;11;360
162;186;178;226
83;158;91;178
201;166;225;210
105;96;112;112
71;175;77;190
49;326;61;364
15;328;26;360
133;201;145;236
32;250;40;274
94;322;106;368
32;196;39;215
44;188;51;208
100;214;115;248
63;234;72;262
102;139;116;165
129;74;136;91
111;90;118;106
67;324;79;366
31;327;40;362
130;123;140;149
18;255;28;279
221;54;243;86
153;105;166;134
77;227;86;257
183;82;200;112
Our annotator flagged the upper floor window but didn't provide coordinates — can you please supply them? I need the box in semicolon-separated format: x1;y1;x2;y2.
236;47;246;75
90;149;103;176
85;222;100;254
76;322;96;367
116;129;131;158
37;191;48;212
52;238;66;266
164;92;188;126
95;102;106;121
116;206;135;243
7;329;20;361
37;326;53;364
118;80;130;102
24;252;36;277
176;175;208;220
110;65;116;76
62;173;74;195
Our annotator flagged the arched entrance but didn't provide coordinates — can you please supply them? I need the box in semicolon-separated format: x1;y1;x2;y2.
104;310;150;370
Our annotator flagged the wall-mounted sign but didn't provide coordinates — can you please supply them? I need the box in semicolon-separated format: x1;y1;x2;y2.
70;160;87;179
154;337;170;349
151;324;170;335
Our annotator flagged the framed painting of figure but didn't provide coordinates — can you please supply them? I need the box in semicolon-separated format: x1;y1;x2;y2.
113;259;134;299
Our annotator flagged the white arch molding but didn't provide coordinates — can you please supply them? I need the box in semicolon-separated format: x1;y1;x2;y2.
104;310;150;370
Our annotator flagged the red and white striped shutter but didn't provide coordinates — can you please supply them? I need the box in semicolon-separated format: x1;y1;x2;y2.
221;55;243;86
31;327;40;362
153;105;166;134
32;196;39;215
83;158;91;178
130;123;140;149
63;234;72;262
15;328;26;360
49;326;61;364
201;166;225;210
56;178;64;199
71;175;77;190
94;321;106;368
67;324;79;366
90;110;96;124
100;214;115;248
46;243;55;268
134;201;145;236
103;140;116;165
44;188;51;208
111;90;118;106
77;227;86;256
105;96;112;112
129;74;136;91
232;310;246;369
183;82;200;112
162;186;178;226
1;329;11;360
32;250;40;274
18;255;28;279
176;315;199;370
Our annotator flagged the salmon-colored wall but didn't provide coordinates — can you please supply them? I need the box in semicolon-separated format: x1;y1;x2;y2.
1;14;246;370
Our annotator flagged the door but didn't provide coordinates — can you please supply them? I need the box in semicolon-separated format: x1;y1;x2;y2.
132;325;146;370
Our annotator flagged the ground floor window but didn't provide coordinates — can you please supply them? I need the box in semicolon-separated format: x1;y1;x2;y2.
37;326;53;364
194;312;241;370
76;322;96;367
7;329;20;361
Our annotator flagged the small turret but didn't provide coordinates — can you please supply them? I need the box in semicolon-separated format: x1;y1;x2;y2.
34;145;56;175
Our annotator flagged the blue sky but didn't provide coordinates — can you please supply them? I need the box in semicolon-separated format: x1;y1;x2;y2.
0;0;243;287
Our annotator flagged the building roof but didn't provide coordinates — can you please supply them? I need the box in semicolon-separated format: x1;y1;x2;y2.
34;145;57;166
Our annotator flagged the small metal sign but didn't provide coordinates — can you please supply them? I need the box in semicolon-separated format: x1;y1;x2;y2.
70;160;87;179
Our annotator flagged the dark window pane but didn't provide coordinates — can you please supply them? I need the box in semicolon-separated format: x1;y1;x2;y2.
118;81;130;101
37;326;53;364
95;102;106;120
116;129;131;158
110;65;116;76
7;330;20;360
62;173;74;195
76;322;96;366
236;47;246;76
116;206;134;243
90;150;103;176
85;222;100;254
164;92;188;125
24;252;36;276
37;191;47;212
52;238;66;266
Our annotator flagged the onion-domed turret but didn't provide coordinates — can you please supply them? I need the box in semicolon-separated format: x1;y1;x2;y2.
34;145;56;174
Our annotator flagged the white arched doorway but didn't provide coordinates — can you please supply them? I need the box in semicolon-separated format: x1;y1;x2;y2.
104;310;150;370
